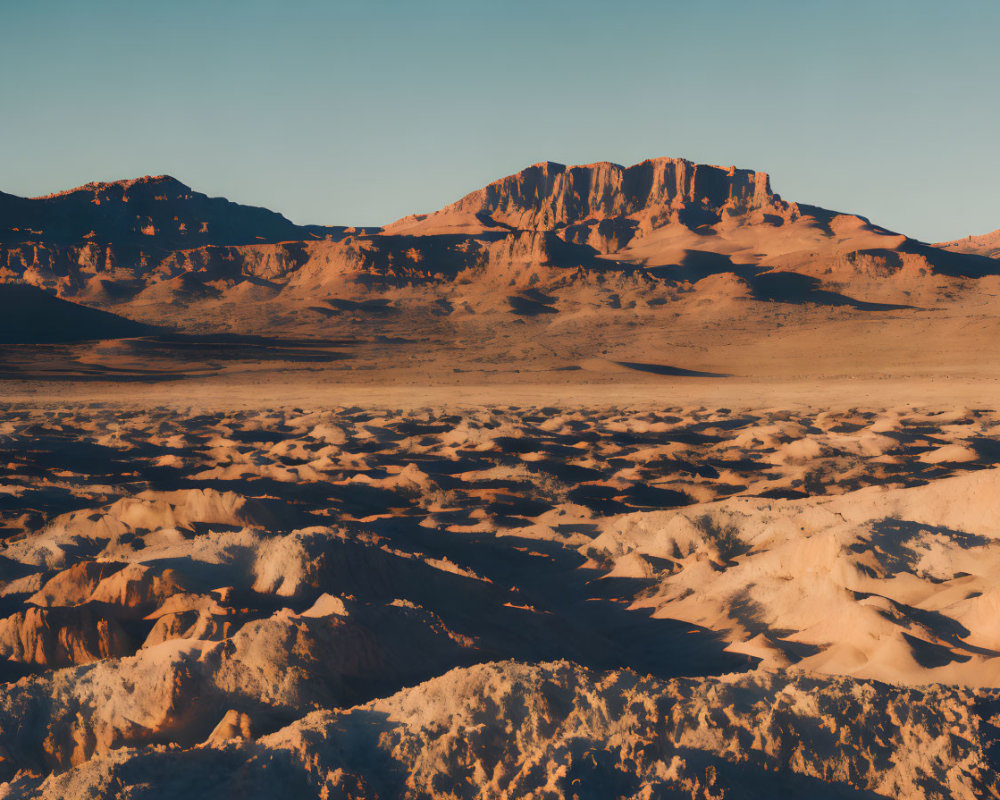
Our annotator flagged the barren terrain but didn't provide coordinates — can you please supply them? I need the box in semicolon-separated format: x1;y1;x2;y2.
0;387;997;798
2;158;1000;797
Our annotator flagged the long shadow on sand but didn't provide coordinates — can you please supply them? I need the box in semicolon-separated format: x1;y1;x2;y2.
0;334;358;381
613;361;731;378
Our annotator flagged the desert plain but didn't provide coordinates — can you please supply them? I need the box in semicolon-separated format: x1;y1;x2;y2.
1;159;1000;798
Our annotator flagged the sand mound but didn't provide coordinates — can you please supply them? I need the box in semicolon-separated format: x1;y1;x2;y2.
588;467;1000;685
0;402;999;796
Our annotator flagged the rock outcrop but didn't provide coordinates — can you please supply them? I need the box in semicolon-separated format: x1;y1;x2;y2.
386;157;787;236
2;158;998;328
9;661;1000;800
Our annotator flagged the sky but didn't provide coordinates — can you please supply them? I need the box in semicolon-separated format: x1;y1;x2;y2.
1;0;998;242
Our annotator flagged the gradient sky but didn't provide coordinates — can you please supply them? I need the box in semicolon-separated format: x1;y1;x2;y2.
2;0;998;241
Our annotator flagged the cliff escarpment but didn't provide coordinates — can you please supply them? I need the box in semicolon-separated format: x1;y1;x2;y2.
386;158;788;239
1;158;997;330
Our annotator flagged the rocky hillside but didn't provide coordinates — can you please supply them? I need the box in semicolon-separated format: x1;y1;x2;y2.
937;229;1000;259
1;159;998;330
0;175;347;250
0;176;353;297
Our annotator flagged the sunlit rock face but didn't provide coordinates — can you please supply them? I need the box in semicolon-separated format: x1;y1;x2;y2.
1;157;994;319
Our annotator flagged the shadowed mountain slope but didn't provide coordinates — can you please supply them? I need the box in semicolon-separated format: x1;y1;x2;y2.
0;283;155;343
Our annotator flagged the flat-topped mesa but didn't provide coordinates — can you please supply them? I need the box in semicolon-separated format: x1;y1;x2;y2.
387;158;787;235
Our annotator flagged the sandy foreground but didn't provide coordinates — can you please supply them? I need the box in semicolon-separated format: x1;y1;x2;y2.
0;364;998;799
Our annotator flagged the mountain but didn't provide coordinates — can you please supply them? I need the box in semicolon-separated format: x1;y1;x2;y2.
385;157;1000;285
0;175;341;250
0;175;357;299
1;158;997;330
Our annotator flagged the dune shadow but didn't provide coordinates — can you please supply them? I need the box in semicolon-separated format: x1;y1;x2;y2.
646;252;915;311
613;361;730;378
747;272;913;310
0;284;158;344
647;249;744;283
0;333;359;381
904;241;1000;278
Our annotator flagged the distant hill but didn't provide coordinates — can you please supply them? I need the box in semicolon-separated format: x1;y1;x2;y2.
936;229;1000;259
0;175;342;250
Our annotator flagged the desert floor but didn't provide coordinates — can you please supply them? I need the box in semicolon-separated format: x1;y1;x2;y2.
0;342;1000;799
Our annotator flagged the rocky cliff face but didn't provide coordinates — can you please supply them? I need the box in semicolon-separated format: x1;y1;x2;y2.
387;158;789;237
0;159;996;330
450;158;780;224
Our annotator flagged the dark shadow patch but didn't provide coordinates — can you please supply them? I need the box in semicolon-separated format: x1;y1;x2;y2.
613;361;730;378
0;284;157;344
647;249;740;283
756;488;809;500
508;295;557;316
865;519;990;577
748;272;913;310
622;484;694;509
902;632;972;669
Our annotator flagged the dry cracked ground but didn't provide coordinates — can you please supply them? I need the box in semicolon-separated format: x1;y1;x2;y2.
1;401;1000;798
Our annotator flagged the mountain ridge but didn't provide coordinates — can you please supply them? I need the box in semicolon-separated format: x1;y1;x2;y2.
1;156;998;336
0;173;346;252
386;157;785;238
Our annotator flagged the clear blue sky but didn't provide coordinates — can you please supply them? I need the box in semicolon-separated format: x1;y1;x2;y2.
2;0;998;241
